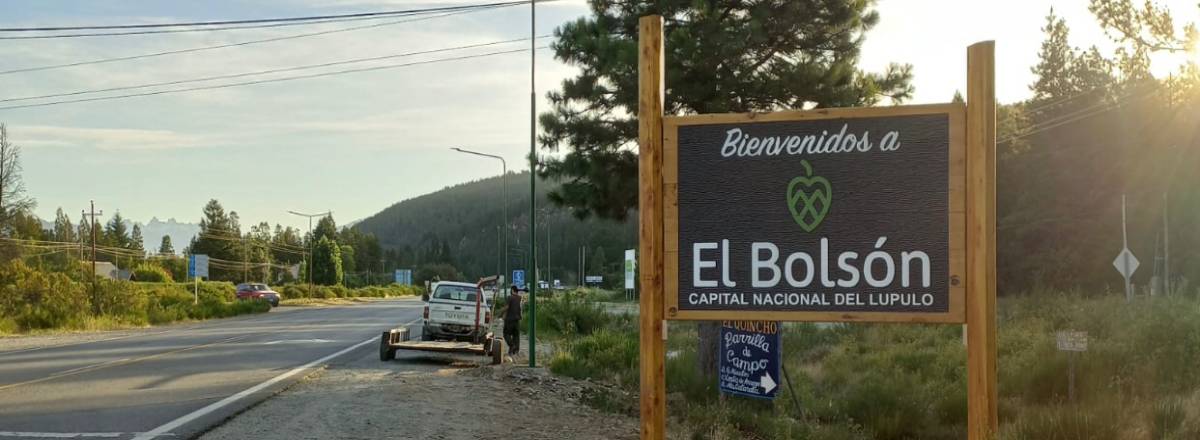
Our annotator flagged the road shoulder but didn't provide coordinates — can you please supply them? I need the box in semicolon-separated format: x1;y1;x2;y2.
199;350;638;440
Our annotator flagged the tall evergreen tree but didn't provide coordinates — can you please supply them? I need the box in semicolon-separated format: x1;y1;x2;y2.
538;0;913;219
158;235;175;255
312;236;343;285
105;212;130;248
53;207;75;243
129;224;145;253
313;215;337;243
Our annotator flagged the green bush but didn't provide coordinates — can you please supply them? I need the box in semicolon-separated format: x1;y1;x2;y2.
276;283;423;299
0;261;265;333
549;329;638;385
533;294;612;337
131;263;173;283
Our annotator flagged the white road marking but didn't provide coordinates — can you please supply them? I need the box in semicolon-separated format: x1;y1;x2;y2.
132;318;422;440
0;432;173;438
262;339;334;345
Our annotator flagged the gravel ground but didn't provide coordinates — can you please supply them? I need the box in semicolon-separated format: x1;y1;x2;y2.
199;347;639;440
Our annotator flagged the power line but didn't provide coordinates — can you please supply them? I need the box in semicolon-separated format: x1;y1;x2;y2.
0;1;530;33
0;6;514;76
0;36;552;104
0;46;551;111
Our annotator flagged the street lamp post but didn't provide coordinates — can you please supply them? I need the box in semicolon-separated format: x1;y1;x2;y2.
287;210;331;295
450;147;508;281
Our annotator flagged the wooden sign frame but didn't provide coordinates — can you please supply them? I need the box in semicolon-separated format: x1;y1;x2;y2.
637;15;997;440
661;104;967;324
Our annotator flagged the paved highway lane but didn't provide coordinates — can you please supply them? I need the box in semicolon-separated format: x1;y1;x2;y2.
0;298;423;439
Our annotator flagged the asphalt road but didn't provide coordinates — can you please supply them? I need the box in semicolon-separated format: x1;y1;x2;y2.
0;298;423;440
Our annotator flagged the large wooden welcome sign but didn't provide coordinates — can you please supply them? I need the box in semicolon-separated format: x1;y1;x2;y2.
637;15;997;440
664;106;966;322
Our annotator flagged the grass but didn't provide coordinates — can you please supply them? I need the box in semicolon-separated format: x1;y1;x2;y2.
538;290;1200;439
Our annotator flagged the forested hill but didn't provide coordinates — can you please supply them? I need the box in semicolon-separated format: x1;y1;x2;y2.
353;172;637;286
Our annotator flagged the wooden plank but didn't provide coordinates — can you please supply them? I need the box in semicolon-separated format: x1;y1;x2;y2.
663;103;967;324
666;102;962;126
966;40;998;440
637;14;667;440
662;118;679;318
668;309;964;323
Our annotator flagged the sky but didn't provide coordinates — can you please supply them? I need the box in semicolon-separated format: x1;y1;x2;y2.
2;0;1197;232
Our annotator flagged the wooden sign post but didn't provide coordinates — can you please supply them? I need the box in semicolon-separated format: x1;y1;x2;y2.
637;14;996;440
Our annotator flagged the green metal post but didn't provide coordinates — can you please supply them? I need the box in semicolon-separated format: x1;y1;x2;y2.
528;0;537;368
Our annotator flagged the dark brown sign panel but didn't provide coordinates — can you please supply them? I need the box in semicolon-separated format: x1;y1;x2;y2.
663;104;966;323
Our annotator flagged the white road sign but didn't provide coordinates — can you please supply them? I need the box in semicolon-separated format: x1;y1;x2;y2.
1112;248;1139;278
1056;331;1088;352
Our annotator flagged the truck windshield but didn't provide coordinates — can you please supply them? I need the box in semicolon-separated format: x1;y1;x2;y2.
432;285;477;302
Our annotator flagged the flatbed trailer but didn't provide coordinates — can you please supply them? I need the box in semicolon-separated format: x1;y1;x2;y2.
379;276;504;365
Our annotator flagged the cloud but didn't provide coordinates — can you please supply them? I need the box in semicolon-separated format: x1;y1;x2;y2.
15;125;205;151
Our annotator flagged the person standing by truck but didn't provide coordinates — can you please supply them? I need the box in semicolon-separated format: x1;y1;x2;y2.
504;284;523;356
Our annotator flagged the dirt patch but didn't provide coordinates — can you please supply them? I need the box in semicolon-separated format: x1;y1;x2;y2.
199;350;639;440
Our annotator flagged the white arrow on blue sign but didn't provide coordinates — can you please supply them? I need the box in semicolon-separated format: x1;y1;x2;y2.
512;270;525;288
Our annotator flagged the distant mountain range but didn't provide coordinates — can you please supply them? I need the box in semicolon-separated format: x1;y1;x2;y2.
36;215;200;255
140;217;201;253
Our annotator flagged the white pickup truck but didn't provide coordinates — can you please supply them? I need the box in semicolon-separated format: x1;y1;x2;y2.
421;281;492;342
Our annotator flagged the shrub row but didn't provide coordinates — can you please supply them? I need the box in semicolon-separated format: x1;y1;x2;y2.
0;260;266;334
275;283;423;300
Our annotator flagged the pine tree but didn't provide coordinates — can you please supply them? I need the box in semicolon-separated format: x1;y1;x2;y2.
312;236;343;285
539;0;913;219
129;224;145;252
105;212;130;248
159;235;175;255
53;207;75;242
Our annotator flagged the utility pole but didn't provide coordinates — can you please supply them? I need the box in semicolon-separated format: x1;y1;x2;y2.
1163;192;1170;295
528;0;538;368
82;201;102;315
242;236;248;283
1121;195;1132;302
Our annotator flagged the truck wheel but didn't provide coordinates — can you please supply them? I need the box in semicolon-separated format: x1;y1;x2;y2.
379;332;395;361
421;328;434;341
490;339;503;365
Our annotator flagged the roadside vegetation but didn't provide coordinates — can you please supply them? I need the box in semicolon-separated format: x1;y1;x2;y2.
541;289;1200;439
0;260;268;335
0;258;424;335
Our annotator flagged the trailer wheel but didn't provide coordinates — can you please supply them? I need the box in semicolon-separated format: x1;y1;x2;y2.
490;339;503;365
379;332;395;361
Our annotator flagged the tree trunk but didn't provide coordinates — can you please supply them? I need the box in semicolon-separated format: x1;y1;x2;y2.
697;321;720;378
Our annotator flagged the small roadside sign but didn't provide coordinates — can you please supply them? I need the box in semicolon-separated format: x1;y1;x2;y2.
1056;330;1088;352
718;321;782;400
1112;248;1139;279
188;254;209;279
512;269;525;289
394;269;413;285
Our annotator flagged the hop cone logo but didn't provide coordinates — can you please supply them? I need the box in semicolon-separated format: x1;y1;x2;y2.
786;160;832;232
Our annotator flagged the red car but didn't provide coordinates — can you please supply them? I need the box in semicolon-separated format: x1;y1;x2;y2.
236;283;281;307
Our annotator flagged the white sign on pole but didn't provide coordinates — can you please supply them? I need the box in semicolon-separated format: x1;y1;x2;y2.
189;254;209;279
1055;330;1088;352
624;249;636;290
1112;248;1139;278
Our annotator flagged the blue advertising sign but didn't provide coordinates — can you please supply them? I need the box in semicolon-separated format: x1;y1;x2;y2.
188;254;209;279
718;321;782;400
394;269;413;285
512;269;525;289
